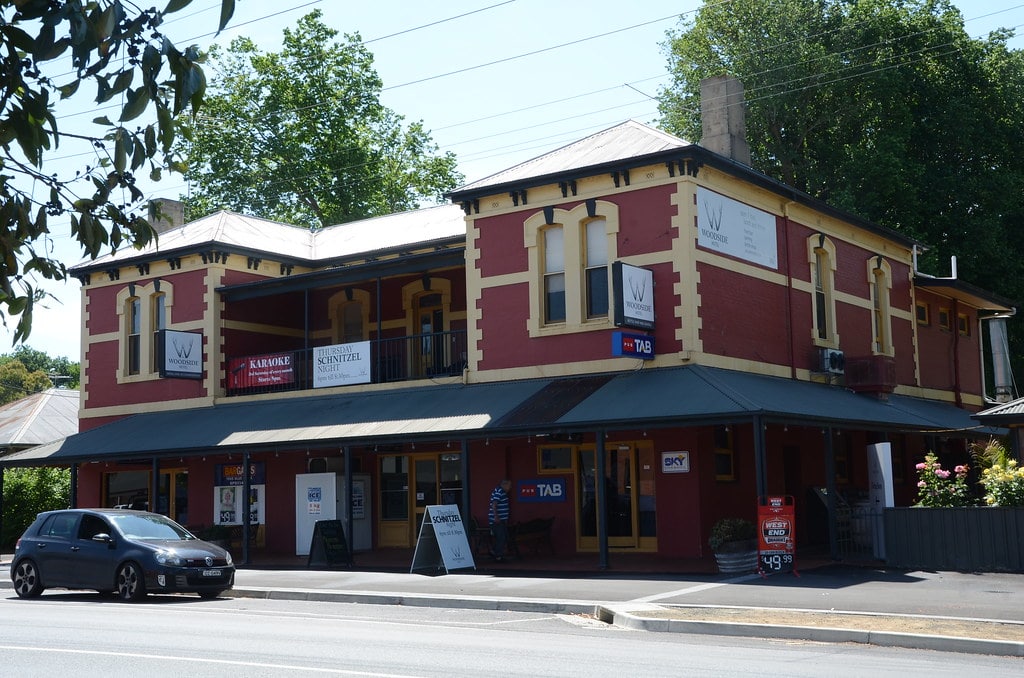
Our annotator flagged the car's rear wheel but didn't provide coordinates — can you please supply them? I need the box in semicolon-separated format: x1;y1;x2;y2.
12;559;43;598
116;562;146;601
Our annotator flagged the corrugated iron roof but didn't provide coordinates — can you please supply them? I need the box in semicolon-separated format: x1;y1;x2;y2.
0;389;79;449
71;205;467;272
453;120;690;195
973;397;1024;423
1;367;999;467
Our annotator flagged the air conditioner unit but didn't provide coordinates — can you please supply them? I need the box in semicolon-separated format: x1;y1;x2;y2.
819;348;845;375
308;457;345;474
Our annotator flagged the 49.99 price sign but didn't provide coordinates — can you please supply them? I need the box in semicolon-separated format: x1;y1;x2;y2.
757;495;798;577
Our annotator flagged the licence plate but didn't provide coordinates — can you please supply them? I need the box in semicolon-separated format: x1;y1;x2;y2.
202;569;222;577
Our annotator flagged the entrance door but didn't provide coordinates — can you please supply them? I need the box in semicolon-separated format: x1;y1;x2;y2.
578;445;638;548
377;453;461;548
414;293;444;377
413;458;437;538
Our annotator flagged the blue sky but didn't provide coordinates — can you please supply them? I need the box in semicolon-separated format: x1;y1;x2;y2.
6;0;1023;362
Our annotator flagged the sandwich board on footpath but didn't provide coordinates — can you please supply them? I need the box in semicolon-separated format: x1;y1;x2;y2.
410;505;475;574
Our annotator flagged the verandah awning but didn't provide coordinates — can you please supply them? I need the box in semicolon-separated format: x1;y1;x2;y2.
0;365;1000;467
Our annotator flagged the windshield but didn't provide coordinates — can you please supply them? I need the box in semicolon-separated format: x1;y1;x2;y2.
108;513;195;541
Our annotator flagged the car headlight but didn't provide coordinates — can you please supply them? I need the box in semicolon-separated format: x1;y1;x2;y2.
155;551;184;566
224;551;233;566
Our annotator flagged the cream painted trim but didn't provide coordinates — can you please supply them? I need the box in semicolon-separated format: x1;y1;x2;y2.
693;248;789;285
204;268;223;397
867;257;895;356
479;272;530;288
523;201;619;338
327;288;372;342
222;320;306;338
465;213;484;372
402;277;453;335
79;395;217;420
672;181;701;356
807;234;840;348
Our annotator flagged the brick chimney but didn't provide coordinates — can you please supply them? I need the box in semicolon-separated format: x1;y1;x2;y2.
148;198;185;234
700;75;751;165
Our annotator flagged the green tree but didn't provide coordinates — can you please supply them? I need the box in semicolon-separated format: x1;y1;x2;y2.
181;10;462;229
0;359;53;404
0;345;79;389
659;0;1024;365
0;0;236;346
2;467;71;549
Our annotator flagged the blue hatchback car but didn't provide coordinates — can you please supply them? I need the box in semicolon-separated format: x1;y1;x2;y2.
10;508;234;601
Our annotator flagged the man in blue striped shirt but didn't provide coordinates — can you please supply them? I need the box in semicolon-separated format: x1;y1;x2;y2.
488;479;512;560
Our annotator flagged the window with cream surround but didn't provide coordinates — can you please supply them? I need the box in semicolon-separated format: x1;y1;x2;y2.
868;257;893;355
116;281;174;381
807;234;838;346
524;201;619;336
328;288;371;343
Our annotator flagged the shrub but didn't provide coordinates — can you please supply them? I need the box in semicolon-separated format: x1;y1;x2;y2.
914;451;974;507
980;460;1024;507
708;517;756;551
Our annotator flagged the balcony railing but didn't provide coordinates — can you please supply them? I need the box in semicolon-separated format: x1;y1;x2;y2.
225;329;468;397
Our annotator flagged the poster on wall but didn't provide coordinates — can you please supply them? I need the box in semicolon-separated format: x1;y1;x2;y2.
227;352;295;389
214;462;266;526
696;186;778;269
313;341;371;388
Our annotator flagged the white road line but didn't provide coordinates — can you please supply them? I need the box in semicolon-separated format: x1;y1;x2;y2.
629;573;762;603
0;644;424;677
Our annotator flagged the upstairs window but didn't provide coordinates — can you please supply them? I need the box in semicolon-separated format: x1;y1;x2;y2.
524;201;620;337
869;258;893;355
543;226;566;323
117;281;175;381
584;219;609;318
151;292;166;372
808;235;838;346
127;297;141;376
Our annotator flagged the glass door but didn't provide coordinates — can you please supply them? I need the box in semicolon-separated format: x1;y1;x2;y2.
414;293;444;377
578;445;638;548
413;458;437;538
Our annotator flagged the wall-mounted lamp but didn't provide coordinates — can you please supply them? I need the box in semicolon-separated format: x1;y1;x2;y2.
127;282;136;297
154;278;161;293
422;275;432;291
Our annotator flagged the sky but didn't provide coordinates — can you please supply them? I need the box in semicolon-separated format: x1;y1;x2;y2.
4;0;1023;362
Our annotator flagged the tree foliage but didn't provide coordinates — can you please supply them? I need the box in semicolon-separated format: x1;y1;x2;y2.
659;0;1024;366
181;10;462;229
2;466;71;549
0;0;236;345
0;345;79;393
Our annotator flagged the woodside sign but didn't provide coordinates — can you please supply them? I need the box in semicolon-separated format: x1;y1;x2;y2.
159;329;203;379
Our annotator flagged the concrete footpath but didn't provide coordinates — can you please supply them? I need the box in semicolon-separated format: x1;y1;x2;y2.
4;555;1023;657
225;563;1024;657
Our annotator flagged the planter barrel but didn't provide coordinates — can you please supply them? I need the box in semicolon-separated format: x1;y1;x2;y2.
713;539;759;574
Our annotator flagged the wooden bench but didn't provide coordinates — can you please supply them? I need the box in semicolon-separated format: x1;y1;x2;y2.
510;517;554;556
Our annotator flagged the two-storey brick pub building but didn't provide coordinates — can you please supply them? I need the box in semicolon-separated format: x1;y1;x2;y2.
4;81;1014;567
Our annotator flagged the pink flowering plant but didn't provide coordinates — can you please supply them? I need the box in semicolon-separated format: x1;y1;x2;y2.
914;451;974;507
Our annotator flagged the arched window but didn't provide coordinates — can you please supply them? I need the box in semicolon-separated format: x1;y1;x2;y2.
524;201;619;336
868;257;893;355
807;235;838;346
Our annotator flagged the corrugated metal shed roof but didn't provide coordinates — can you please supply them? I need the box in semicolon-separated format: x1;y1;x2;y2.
973;397;1024;424
454;120;690;194
1;367;999;467
0;389;79;449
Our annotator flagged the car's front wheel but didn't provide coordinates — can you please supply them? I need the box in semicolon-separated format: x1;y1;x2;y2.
12;559;43;598
116;562;146;601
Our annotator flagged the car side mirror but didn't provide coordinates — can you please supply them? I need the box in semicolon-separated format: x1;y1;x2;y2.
92;533;114;547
